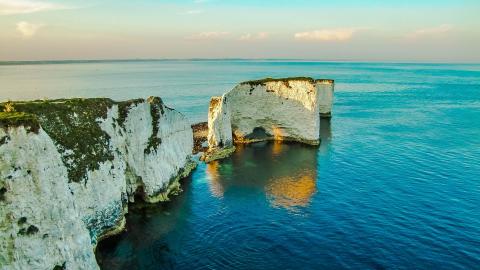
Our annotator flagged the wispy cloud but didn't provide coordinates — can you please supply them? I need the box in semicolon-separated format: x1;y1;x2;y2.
294;28;357;42
186;31;229;40
184;9;203;15
16;21;43;38
405;24;453;39
0;0;69;15
239;32;269;41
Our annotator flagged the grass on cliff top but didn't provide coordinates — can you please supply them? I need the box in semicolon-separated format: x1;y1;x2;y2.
241;77;334;87
5;98;116;183
0;112;40;133
0;97;164;183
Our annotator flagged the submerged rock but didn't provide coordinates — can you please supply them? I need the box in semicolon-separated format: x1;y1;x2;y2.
201;146;236;163
0;97;195;269
205;77;334;161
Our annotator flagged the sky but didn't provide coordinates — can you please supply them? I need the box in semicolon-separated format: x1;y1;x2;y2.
0;0;479;62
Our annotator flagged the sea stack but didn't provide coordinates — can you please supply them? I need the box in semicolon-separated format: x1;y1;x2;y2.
204;77;334;162
0;97;195;269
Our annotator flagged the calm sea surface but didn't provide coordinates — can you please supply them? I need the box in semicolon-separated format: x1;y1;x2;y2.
1;61;480;269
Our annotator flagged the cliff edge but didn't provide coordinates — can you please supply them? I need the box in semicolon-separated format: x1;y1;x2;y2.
0;97;195;269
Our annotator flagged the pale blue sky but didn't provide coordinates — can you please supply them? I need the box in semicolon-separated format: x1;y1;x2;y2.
0;0;479;61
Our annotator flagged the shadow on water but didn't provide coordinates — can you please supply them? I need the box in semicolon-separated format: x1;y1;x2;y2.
95;176;196;269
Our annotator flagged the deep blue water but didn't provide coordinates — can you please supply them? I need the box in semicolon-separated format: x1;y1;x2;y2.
1;61;480;269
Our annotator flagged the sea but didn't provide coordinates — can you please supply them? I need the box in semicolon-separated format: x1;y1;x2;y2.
1;60;479;269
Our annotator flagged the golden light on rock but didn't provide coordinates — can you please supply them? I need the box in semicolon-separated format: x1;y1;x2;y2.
271;125;285;141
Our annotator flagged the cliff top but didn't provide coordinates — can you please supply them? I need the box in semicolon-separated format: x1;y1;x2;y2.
0;97;165;183
240;77;334;86
0;112;40;133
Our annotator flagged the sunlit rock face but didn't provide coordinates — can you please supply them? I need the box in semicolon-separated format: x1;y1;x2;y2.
207;96;233;149
0;97;195;269
207;78;334;152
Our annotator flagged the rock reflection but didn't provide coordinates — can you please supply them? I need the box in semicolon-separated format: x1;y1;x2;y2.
206;161;224;198
319;118;332;154
265;172;316;209
206;141;318;210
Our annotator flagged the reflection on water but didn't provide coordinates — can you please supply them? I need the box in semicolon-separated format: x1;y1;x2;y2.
206;141;318;211
206;161;223;198
265;172;316;209
319;118;332;153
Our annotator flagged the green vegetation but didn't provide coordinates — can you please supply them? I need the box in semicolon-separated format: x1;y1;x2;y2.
17;217;27;226
0;135;9;145
241;77;334;89
53;262;66;270
241;77;316;86
145;159;197;203
117;98;144;128
0;112;40;133
0;97;168;183
0;187;6;201
3;98;116;183
202;146;236;163
144;97;163;155
18;225;39;236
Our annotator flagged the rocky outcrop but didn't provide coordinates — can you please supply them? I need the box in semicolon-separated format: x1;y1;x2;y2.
0;97;195;269
191;122;208;154
205;77;334;161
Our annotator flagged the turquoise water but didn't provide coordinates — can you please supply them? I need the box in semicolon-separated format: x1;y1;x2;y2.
2;61;480;269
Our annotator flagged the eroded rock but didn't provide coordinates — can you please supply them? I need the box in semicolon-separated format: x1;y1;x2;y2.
205;77;334;161
0;97;196;269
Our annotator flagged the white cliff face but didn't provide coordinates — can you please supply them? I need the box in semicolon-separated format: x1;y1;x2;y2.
207;95;232;148
317;80;335;118
0;97;195;269
102;101;195;203
207;78;334;150
0;127;99;270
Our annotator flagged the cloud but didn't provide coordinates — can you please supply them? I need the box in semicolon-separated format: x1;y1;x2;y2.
184;9;203;15
16;21;43;38
186;31;229;40
0;0;68;15
294;28;356;42
239;32;269;41
405;24;453;39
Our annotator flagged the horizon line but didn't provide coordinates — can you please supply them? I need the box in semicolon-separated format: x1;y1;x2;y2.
0;58;478;66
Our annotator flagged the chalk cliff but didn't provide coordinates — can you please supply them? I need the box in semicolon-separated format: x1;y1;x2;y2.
0;97;195;269
205;77;334;161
